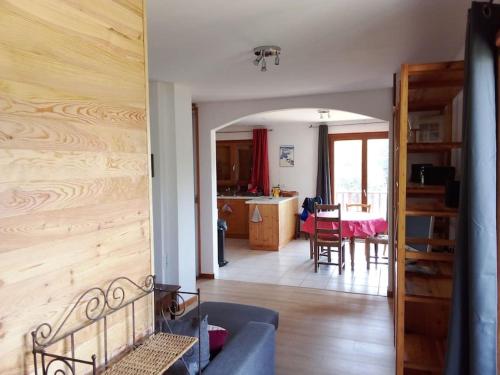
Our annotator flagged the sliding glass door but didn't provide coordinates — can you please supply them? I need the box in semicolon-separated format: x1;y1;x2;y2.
330;132;389;218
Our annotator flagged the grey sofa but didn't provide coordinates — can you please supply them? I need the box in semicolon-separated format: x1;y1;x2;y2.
181;301;279;375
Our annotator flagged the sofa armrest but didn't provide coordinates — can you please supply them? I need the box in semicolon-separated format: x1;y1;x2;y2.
202;322;276;375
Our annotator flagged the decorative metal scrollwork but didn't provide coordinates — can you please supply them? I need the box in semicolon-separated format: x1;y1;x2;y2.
168;293;186;317
32;275;154;348
106;275;154;310
44;358;75;375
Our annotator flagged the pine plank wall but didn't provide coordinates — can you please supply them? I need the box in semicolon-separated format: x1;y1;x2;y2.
0;1;152;373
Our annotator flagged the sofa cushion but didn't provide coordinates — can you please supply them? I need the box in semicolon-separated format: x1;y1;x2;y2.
182;302;279;339
208;324;229;356
202;322;276;375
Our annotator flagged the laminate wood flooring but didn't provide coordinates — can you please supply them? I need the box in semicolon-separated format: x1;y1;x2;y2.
197;278;395;375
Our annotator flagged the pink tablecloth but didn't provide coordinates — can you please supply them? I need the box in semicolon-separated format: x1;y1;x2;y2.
302;211;388;238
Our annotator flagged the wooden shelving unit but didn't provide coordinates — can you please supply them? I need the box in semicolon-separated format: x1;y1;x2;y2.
404;334;446;373
407;142;462;153
393;61;464;374
407;183;445;197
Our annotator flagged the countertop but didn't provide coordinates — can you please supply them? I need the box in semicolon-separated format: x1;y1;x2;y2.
216;195;254;200
217;195;298;205
245;196;298;205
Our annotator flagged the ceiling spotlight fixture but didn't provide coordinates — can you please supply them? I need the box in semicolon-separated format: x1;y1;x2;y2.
253;45;281;72
318;109;330;120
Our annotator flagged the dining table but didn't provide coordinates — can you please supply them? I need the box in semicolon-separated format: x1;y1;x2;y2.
302;211;388;270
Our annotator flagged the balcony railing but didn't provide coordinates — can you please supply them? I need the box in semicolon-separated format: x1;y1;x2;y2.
335;191;388;218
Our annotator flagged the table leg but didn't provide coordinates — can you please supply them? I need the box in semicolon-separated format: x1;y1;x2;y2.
365;239;370;270
309;236;313;259
349;237;355;270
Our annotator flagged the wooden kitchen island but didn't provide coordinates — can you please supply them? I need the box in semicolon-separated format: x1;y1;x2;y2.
246;196;298;251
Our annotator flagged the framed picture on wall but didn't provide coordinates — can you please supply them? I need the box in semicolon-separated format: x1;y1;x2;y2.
279;145;295;167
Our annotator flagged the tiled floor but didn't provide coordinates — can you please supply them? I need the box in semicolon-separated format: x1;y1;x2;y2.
218;238;389;296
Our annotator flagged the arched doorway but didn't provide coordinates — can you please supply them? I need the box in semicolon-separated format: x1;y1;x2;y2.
195;89;393;288
196;101;393;296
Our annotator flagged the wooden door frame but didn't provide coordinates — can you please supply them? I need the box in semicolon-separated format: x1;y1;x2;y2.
193;104;202;276
329;132;389;209
496;29;499;373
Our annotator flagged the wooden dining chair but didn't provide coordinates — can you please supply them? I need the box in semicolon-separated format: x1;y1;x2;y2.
313;203;346;274
365;234;389;269
346;203;372;213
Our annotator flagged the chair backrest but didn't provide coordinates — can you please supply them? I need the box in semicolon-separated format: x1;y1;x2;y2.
406;215;435;252
346;203;372;213
314;203;342;242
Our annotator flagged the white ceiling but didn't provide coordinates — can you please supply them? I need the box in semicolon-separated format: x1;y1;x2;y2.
147;0;469;102
232;108;375;126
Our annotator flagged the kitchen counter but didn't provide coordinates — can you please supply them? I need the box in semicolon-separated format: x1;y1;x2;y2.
216;195;297;204
216;195;255;200
244;196;297;205
216;195;299;244
247;196;298;251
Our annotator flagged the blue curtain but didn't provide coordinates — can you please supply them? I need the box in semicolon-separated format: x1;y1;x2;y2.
445;2;499;374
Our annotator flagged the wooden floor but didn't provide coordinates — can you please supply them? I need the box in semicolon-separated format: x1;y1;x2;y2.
198;279;395;375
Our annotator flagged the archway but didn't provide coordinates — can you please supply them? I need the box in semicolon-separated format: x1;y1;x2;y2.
196;89;393;285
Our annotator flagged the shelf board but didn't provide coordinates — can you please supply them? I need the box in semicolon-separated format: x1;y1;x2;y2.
406;205;458;217
405;250;454;262
407;142;462;153
406;237;455;247
404;333;446;373
407;184;445;196
405;273;452;303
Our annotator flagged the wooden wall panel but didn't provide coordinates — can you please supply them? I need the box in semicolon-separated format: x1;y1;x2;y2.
0;1;151;374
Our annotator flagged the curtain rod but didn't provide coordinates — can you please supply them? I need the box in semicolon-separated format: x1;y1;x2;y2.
218;129;274;134
308;121;387;128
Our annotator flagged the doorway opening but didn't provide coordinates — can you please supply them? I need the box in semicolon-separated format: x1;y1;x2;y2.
211;109;390;296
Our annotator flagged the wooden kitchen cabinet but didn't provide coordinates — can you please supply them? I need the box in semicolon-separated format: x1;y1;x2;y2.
216;140;253;188
247;197;298;250
217;198;249;238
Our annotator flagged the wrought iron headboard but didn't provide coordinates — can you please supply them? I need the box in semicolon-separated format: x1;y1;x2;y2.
30;274;200;375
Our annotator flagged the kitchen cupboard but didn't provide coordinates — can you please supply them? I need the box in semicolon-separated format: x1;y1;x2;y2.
247;197;298;250
217;198;249;238
216;140;253;188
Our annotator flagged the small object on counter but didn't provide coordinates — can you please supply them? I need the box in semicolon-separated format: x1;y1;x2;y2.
280;190;298;197
271;185;281;198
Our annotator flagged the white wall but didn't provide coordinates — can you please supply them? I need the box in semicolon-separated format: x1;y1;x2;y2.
198;88;393;276
216;121;388;205
149;81;196;292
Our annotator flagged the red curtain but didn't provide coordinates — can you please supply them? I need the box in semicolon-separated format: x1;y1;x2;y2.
249;129;270;195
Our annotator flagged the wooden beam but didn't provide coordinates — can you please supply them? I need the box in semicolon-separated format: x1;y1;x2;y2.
407;142;462;153
408;61;464;74
408;101;449;111
405;251;454;262
406;238;455;247
409;79;464;89
396;63;410;375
